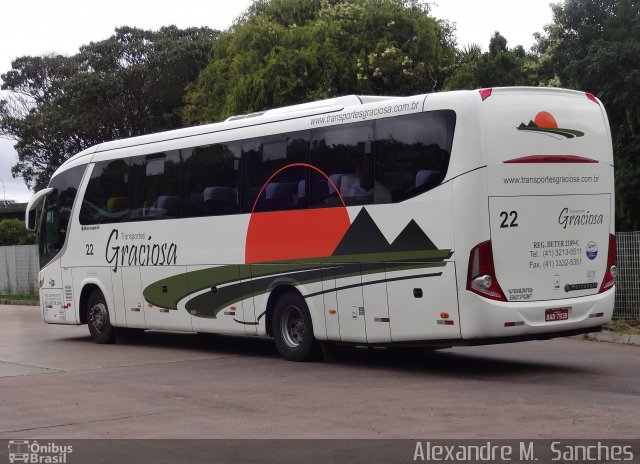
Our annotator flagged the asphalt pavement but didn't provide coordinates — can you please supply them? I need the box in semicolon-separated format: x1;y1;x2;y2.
1;304;639;439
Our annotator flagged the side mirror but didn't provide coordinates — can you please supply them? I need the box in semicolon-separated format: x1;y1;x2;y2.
27;208;38;231
25;188;53;231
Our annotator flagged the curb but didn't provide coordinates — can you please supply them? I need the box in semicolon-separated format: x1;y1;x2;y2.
0;300;40;306
574;330;640;346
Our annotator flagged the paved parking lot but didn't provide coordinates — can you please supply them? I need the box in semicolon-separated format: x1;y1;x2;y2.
1;304;639;439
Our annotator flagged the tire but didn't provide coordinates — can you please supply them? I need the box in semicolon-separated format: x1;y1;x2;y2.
272;291;317;361
87;289;115;344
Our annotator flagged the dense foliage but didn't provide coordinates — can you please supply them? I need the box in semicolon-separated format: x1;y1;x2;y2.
0;0;638;228
445;33;541;89
0;26;218;190
535;0;640;230
0;219;36;245
183;0;456;123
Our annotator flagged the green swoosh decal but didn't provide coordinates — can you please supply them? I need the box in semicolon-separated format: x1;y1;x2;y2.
143;250;452;318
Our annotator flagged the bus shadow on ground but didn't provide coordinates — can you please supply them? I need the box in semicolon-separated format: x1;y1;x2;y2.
318;343;590;379
61;329;590;379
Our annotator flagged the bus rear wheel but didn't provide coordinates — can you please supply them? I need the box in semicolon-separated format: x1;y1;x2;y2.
272;291;317;362
87;289;115;344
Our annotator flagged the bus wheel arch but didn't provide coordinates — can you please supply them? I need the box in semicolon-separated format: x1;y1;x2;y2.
85;287;115;344
269;287;319;361
264;285;297;338
79;283;102;324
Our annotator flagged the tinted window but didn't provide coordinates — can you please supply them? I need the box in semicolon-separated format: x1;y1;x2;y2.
77;109;456;223
374;111;455;203
310;122;374;207
40;165;86;263
79;159;130;225
130;151;182;220
243;131;309;213
182;142;241;217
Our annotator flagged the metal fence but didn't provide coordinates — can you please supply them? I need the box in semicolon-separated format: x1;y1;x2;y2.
0;244;38;295
614;232;640;319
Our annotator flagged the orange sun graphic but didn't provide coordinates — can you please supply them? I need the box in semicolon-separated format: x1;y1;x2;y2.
245;163;351;264
534;111;558;129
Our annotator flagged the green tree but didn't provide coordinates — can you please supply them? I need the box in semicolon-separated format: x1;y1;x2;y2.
183;0;456;123
535;0;640;230
445;32;540;89
0;219;36;245
0;26;218;191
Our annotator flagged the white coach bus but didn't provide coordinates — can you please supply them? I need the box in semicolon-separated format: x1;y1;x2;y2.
26;87;616;361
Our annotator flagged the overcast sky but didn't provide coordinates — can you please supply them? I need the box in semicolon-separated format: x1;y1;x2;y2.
0;0;554;203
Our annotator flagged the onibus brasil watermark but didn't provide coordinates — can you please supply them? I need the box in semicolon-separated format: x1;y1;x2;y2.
8;441;72;464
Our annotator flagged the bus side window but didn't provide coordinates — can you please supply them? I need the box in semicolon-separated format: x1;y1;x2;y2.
374;111;455;203
79;159;130;224
130;151;181;220
182;142;241;218
242;131;309;213
310;121;374;207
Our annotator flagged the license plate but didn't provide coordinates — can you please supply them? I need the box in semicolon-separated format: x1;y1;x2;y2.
545;307;570;322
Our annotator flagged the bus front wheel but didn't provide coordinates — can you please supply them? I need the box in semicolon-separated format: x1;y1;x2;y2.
272;291;317;362
87;289;115;344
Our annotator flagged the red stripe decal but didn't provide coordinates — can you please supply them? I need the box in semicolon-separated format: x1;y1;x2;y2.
504;155;598;164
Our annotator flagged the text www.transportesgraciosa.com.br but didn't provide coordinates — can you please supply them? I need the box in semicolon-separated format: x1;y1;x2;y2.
504;175;600;185
310;100;422;126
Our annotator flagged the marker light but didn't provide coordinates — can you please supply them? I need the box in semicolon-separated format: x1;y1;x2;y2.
479;88;493;101
586;92;599;104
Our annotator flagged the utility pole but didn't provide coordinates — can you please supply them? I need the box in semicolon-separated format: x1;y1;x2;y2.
0;177;6;208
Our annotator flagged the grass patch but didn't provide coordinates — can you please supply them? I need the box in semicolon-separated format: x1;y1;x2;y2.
0;294;39;301
607;319;640;335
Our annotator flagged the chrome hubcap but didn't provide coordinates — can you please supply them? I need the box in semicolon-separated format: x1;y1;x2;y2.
281;305;305;348
89;302;107;333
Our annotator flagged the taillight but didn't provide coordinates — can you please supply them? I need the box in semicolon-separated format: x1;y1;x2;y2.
599;234;617;292
467;240;506;301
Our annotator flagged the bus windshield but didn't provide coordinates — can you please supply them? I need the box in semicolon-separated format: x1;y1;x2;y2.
39;165;86;267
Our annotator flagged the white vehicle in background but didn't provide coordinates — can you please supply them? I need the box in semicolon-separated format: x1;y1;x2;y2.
26;87;616;361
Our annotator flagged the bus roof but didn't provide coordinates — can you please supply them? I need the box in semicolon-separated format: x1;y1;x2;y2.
58;87;601;171
59;94;403;169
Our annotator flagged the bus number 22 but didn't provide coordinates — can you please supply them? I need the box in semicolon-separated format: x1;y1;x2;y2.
85;244;94;255
499;211;518;228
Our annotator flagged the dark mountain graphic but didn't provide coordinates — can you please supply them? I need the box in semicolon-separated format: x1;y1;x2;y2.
332;208;390;255
517;120;584;138
389;219;436;252
332;208;436;255
518;120;538;128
